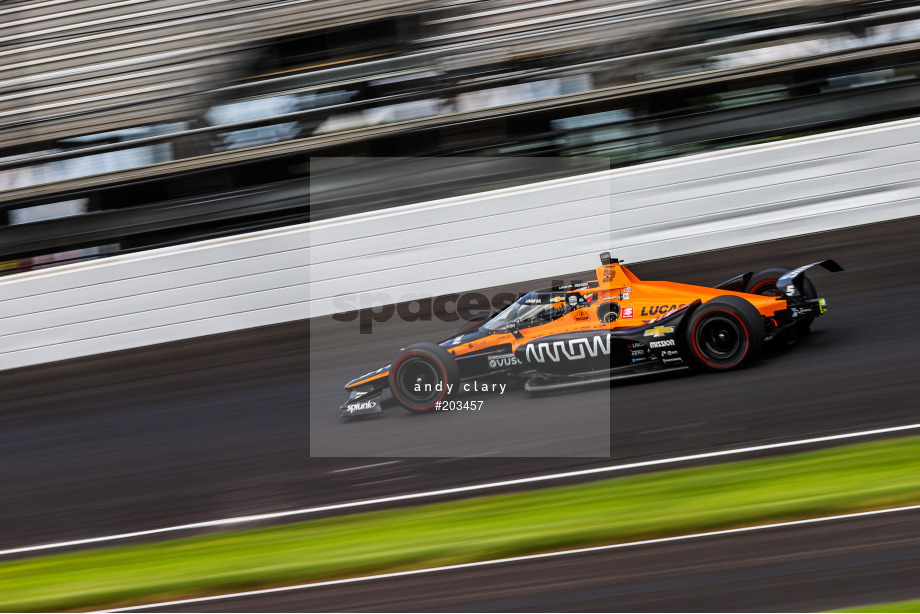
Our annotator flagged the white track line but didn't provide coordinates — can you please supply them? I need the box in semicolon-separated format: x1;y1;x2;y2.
97;503;920;612
4;422;920;558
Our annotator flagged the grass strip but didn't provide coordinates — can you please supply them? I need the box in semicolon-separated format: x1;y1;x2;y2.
4;435;920;612
835;598;920;612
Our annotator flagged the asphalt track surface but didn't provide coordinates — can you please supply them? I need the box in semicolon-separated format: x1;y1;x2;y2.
140;507;920;613
1;216;919;553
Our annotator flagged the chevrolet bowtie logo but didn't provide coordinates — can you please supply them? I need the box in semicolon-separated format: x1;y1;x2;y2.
644;326;674;338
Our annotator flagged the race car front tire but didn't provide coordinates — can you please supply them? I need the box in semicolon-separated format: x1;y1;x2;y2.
389;342;460;413
685;295;764;370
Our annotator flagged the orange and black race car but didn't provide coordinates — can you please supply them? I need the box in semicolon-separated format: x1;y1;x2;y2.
340;252;843;419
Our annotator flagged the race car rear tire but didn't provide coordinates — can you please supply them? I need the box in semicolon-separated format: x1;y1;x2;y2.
685;295;764;370
745;266;817;335
745;266;818;299
389;342;460;413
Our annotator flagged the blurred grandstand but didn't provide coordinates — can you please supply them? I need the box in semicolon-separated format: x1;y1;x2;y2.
1;0;919;272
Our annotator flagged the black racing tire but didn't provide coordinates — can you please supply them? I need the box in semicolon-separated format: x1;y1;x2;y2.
744;266;817;335
744;266;817;299
685;295;764;370
388;342;460;413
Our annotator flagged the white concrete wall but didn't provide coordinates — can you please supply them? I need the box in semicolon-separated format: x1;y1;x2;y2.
2;116;920;370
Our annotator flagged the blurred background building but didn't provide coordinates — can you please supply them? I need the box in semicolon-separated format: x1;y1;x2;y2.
1;0;919;271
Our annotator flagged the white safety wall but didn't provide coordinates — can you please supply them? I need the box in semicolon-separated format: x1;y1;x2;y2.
2;116;920;370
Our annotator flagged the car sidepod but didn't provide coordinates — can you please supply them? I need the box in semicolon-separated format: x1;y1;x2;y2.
515;301;699;376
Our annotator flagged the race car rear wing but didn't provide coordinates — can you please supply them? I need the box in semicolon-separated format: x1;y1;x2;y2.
776;259;844;298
